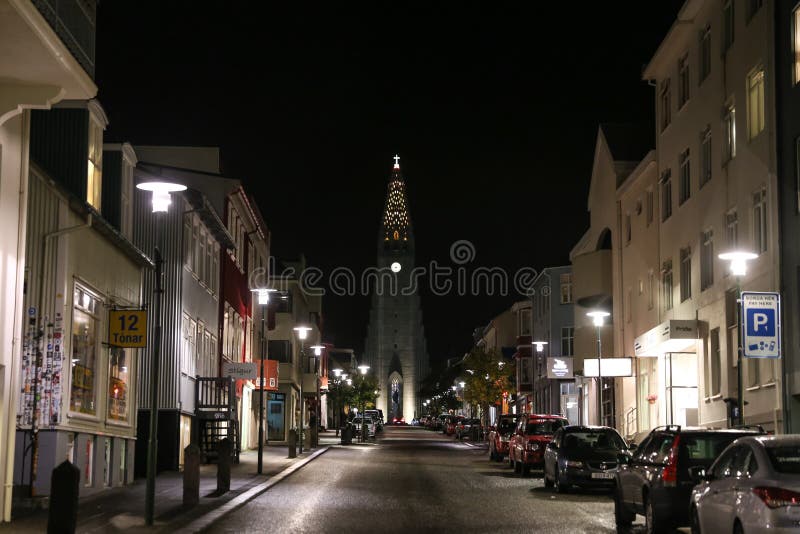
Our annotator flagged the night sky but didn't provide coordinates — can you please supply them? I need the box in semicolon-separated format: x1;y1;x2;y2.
96;2;684;367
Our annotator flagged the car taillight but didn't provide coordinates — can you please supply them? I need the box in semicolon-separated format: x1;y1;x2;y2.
661;435;681;487
753;487;800;508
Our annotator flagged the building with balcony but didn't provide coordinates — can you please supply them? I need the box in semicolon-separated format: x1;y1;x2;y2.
0;0;98;520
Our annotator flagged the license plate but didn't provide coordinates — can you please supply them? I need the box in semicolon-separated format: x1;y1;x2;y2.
591;472;614;479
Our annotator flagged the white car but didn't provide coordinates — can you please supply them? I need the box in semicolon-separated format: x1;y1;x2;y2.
690;435;800;534
352;417;376;438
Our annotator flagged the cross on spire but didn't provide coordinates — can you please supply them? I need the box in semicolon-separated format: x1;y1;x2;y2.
393;154;400;169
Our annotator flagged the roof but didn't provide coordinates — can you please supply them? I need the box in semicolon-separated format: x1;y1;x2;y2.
599;123;654;163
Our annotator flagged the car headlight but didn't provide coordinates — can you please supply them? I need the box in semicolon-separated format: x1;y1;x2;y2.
565;460;584;468
527;442;540;451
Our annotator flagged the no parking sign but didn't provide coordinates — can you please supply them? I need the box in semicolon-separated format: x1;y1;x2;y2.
741;291;781;359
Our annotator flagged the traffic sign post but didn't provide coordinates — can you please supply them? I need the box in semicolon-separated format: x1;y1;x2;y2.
741;292;781;359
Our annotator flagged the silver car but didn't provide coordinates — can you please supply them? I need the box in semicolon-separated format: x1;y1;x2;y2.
352;417;376;438
690;435;800;534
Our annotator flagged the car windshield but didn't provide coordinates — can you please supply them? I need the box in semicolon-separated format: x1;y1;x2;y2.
562;430;626;450
766;446;800;474
526;420;565;435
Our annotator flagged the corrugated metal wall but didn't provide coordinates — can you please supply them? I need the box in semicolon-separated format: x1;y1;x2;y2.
29;109;88;200
133;188;184;410
25;171;61;326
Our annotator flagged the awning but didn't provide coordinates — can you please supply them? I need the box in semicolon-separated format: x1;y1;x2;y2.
634;320;699;357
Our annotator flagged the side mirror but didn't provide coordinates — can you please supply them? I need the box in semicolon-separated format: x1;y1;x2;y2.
688;466;708;483
617;453;630;465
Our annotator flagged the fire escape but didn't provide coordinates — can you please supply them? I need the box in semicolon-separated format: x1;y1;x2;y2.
196;377;240;463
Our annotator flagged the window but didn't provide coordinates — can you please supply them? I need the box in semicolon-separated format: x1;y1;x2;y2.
679;149;691;204
71;286;101;415
648;270;655;310
678;54;690;107
646;189;654;226
625;213;632;244
753;186;768;253
723;0;735;52
726;209;739;250
723;104;736;163
699;26;711;82
561;327;574;356
746;0;763;22
87;118;103;209
663;260;674;311
794;7;800;85
519;308;531;336
701;229;714;291
747;69;765;139
700;127;712;187
268;340;292;363
706;328;721;396
560;273;572;304
661;170;673;221
660;79;672;131
108;348;129;421
680;247;692;302
181;314;197;375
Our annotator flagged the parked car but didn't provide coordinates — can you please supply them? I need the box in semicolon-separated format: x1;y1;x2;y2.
365;409;383;432
509;415;569;476
444;415;463;436
455;418;482;440
543;425;630;491
352;416;376;438
488;414;521;461
689;435;800;534
614;425;766;533
391;416;406;425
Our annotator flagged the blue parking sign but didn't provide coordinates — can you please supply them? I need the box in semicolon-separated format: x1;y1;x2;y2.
741;292;781;359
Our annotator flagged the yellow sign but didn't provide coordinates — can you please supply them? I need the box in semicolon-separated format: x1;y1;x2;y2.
109;310;147;348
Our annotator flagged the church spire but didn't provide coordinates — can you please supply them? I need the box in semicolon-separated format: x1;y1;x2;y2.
381;155;412;247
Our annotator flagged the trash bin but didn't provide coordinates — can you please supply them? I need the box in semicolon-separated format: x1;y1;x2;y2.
471;426;481;441
340;425;352;445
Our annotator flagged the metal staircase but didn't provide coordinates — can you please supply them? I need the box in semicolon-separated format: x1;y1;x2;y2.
196;376;240;464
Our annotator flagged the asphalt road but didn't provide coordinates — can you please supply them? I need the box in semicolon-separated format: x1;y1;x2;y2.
206;426;679;534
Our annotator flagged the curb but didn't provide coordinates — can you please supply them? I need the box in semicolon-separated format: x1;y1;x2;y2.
175;446;330;533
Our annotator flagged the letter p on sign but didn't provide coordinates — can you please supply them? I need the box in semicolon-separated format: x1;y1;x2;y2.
747;308;775;337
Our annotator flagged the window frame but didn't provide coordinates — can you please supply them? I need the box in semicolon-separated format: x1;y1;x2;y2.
679;148;691;205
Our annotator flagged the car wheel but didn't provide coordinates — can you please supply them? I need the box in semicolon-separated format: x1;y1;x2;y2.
614;487;634;529
543;470;554;488
644;495;664;534
555;474;569;494
690;506;701;534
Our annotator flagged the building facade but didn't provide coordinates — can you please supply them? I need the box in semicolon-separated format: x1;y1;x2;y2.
364;157;429;422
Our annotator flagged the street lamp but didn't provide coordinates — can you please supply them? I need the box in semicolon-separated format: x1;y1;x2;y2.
718;250;758;426
532;340;548;413
250;287;277;474
136;179;186;526
587;310;610;426
310;344;325;447
357;363;370;442
293;325;312;453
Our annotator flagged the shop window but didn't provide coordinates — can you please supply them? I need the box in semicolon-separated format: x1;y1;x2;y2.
107;347;129;421
71;286;101;415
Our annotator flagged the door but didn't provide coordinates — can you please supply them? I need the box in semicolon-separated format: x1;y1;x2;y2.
664;352;698;426
268;392;285;441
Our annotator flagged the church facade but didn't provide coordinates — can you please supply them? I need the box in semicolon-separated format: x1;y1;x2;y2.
364;156;429;422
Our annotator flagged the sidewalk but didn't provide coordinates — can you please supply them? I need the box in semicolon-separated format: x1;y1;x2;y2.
0;438;333;533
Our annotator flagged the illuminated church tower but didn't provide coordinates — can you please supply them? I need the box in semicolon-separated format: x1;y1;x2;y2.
364;155;429;421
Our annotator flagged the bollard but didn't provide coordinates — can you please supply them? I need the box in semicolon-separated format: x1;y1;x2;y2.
48;460;80;534
287;429;297;458
217;438;231;494
183;444;201;507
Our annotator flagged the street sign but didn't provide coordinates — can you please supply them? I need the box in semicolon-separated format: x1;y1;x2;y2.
222;361;258;380
108;309;147;348
741;291;781;358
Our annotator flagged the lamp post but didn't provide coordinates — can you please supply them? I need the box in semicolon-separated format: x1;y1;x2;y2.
587;310;610;426
293;325;312;453
136;180;186;526
332;368;343;435
251;287;276;474
310;344;325;448
718;250;758;427
358;363;370;442
532;341;548;413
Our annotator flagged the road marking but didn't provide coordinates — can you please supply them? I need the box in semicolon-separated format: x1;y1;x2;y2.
175;447;330;534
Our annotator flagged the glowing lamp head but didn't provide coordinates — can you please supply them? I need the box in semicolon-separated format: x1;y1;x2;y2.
251;287;276;306
587;310;610;327
293;325;312;340
358;364;370;375
452;386;457;391
332;368;343;377
459;381;465;388
719;251;758;277
346;378;352;385
136;181;186;213
533;341;548;353
310;345;324;356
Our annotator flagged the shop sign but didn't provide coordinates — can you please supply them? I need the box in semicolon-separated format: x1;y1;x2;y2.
222;361;258;380
583;357;633;377
546;357;574;379
108;309;147;348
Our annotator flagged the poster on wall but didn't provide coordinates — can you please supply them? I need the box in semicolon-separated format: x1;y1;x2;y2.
19;308;63;428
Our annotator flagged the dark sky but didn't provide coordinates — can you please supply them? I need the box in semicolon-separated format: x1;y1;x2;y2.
96;1;684;366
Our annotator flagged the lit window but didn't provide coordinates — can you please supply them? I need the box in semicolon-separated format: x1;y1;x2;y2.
86;119;103;209
71;286;101;415
747;69;765;139
108;348;129;421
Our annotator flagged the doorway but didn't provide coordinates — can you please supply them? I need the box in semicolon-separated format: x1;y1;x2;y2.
663;352;698;426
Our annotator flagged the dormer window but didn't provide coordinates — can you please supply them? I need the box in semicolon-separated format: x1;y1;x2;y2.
87;117;103;209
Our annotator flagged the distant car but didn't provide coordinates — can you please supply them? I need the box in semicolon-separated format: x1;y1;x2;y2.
509;415;568;476
614;425;765;533
444;415;462;436
488;414;521;461
455;418;482;440
690;435;800;534
391;416;406;425
543;425;630;491
352;417;376;438
365;410;384;431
